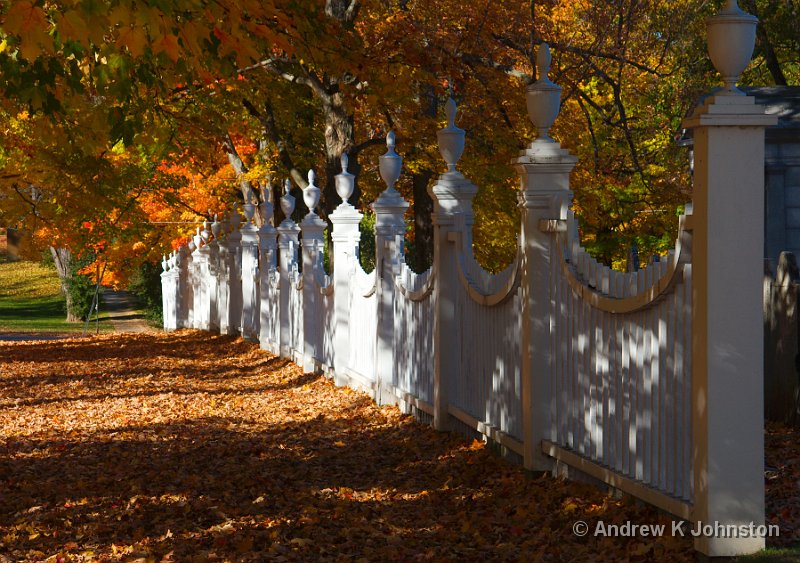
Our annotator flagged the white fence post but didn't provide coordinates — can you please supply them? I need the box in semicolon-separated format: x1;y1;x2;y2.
373;133;409;405
199;222;215;331
259;193;279;354
191;227;206;329
430;99;477;432
513;45;577;471
330;155;362;382
300;171;327;372
216;215;230;334
277;181;301;359
222;209;243;335
161;254;178;331
207;218;221;332
683;2;778;555
177;244;191;328
240;203;260;341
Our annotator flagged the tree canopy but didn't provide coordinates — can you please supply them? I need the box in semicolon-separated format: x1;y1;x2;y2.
0;0;797;284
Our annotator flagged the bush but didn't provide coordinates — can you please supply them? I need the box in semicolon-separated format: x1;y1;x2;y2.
359;213;376;273
65;254;99;322
128;260;163;326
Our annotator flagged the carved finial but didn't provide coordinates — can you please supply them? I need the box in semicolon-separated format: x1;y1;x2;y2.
304;169;321;214
281;180;296;219
379;131;402;192
445;98;457;128
437;98;465;172
707;0;757;95
336;152;355;205
536;43;552;80
162;255;168;272
526;43;561;143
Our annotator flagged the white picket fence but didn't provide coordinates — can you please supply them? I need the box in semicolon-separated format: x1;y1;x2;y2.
161;10;777;556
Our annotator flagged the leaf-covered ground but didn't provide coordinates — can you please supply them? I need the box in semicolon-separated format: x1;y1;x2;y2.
0;331;794;561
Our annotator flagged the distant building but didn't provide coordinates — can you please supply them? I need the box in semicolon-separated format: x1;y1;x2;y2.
681;86;800;269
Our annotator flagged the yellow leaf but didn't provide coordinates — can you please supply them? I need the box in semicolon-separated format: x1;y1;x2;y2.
468;438;485;451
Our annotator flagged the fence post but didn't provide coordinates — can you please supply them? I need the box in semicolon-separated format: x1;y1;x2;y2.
300;171;327;372
240;203;260;341
191;227;205;329
512;45;576;471
198;222;215;330
330;155;363;383
222;208;243;335
177;244;191;328
160;255;177;331
216;216;230;334
259;194;279;354
683;2;778;555
277;181;301;359
207;218;221;332
372;133;409;405
430;99;477;432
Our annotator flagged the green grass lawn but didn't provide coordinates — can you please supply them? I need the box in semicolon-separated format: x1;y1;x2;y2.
0;252;112;334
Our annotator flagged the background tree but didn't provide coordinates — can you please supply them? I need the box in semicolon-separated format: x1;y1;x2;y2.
1;0;795;297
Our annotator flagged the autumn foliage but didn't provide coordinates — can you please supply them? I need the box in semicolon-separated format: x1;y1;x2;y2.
1;1;799;282
0;332;797;560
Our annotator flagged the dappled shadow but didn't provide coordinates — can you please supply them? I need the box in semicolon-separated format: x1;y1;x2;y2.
0;332;696;561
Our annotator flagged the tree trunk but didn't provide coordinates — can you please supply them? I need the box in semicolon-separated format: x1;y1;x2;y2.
321;93;356;222
50;246;80;323
410;170;434;272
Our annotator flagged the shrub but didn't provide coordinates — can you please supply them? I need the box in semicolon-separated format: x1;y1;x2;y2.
128;260;163;326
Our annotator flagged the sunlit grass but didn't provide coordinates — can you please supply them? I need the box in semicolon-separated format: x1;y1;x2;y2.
0;252;111;333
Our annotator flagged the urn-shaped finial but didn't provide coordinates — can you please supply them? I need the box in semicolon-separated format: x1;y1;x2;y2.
211;214;221;239
201;220;211;243
335;153;355;204
280;178;296;219
242;202;256;224
162;255;169;272
187;239;196;252
526;43;561;143
379;131;402;191
437;98;466;172
707;0;757;95
174;249;181;266
303;169;321;214
193;227;202;249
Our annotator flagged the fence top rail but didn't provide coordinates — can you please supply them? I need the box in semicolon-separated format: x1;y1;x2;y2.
450;228;522;306
353;259;377;297
552;207;693;314
396;262;435;301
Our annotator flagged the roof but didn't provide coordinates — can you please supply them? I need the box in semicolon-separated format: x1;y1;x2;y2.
680;86;800;146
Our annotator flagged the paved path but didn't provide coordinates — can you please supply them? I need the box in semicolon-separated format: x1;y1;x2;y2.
101;288;153;333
